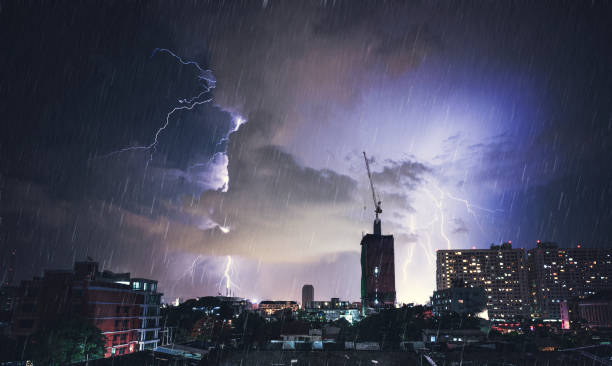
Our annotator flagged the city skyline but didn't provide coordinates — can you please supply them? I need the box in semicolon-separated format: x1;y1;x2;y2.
2;1;612;306
6;239;605;308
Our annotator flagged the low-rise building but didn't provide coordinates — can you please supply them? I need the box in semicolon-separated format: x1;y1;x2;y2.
422;329;486;344
575;292;612;329
258;300;299;316
309;298;352;310
431;280;487;317
301;297;361;323
301;308;361;323
217;296;254;315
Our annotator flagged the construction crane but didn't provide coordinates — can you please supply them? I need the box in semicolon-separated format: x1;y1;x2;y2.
363;151;382;219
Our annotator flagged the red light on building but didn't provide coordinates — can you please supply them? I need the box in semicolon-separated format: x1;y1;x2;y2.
508;240;512;244
577;244;581;248
537;240;540;244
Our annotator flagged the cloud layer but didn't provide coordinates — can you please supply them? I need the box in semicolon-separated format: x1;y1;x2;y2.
1;1;611;304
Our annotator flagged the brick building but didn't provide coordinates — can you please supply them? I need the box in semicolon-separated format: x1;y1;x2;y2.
11;260;161;357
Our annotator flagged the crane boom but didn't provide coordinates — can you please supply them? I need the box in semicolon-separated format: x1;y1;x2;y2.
363;151;382;218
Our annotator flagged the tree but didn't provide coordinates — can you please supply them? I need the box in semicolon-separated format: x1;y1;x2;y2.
28;316;105;365
162;296;239;344
331;317;351;329
332;318;356;345
233;311;268;350
354;306;440;348
434;312;481;330
356;309;404;349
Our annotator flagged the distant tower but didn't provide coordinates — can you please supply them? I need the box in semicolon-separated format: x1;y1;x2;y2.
361;152;396;313
302;284;314;309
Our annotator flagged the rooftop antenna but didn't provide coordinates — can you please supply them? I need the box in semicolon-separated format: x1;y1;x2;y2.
363;151;382;235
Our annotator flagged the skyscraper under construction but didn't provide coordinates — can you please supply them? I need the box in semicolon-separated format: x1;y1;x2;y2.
361;152;396;312
361;219;396;310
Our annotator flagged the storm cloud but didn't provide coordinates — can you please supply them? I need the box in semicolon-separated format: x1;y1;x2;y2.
1;0;611;303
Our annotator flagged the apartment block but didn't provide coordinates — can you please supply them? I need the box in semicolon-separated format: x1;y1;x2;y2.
436;243;530;322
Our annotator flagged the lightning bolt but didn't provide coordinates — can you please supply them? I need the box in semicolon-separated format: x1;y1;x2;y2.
185;115;246;192
402;215;417;281
423;181;503;249
423;187;452;250
93;48;216;166
91;47;246;225
220;255;239;296
216;115;245;146
176;254;203;286
396;180;503;304
434;185;503;233
224;255;232;291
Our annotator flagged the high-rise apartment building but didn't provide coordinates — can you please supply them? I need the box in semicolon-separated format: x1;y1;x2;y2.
436;243;530;322
527;241;612;321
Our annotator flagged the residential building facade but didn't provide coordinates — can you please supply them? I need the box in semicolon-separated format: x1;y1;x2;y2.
131;278;162;351
11;260;162;357
527;241;612;321
436;243;530;322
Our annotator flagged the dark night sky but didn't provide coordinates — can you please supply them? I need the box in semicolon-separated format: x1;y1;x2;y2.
1;1;611;303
